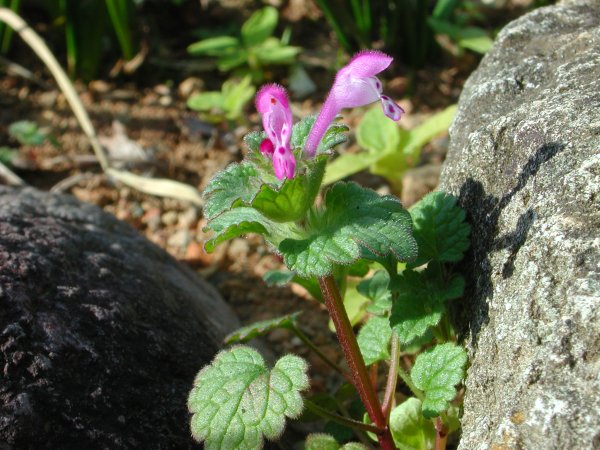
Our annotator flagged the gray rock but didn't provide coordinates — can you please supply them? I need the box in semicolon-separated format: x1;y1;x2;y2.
0;187;239;449
438;1;600;449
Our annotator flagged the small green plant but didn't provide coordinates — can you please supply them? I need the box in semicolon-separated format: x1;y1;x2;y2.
187;6;300;83
188;50;471;449
187;76;256;124
324;104;457;192
8;120;50;146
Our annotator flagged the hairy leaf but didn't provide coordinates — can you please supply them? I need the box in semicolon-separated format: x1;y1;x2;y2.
305;433;369;450
203;163;262;220
358;270;392;315
188;346;309;449
410;343;467;417
251;156;326;222
390;268;465;344
204;207;276;252
409;191;471;267
357;316;392;366
279;182;417;278
389;398;435;450
224;313;301;344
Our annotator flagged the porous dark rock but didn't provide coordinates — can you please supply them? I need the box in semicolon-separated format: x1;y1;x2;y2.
0;186;239;449
438;1;600;449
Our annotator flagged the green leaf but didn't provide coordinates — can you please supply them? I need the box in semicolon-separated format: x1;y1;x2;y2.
279;182;417;278
390;268;465;344
428;18;493;54
224;312;301;344
262;270;323;302
0;147;17;166
203;163;262;220
357;270;392;315
291;116;347;154
188;346;309;449
241;7;278;47
389;398;435;450
409;191;471;267
222;76;256;120
371;106;456;187
323;151;378;185
410;343;467;417
254;40;301;65
262;269;295;286
244;130;266;153
218;48;249;71
305;433;340;450
187;91;224;112
305;433;369;450
187;35;241;56
290;115;316;150
251;156;326;222
356;107;401;154
357;316;392;366
204;207;275;252
9;120;47;146
318;123;349;153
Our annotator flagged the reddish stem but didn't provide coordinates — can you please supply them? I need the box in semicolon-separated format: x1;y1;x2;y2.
434;417;448;450
318;275;397;450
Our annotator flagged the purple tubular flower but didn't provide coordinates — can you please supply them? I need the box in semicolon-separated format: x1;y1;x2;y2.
255;83;295;179
304;50;405;156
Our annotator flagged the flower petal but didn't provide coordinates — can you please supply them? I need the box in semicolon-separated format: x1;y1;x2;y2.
380;95;404;121
259;138;275;157
255;83;290;114
337;50;393;79
272;146;295;179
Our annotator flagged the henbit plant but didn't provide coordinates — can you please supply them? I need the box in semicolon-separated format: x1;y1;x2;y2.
187;6;300;83
324;104;457;192
187;76;256;125
189;50;470;450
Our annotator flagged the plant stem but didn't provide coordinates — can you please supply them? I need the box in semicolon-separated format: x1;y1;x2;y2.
290;325;351;383
304;399;380;434
434;417;448;450
318;275;397;450
382;333;400;419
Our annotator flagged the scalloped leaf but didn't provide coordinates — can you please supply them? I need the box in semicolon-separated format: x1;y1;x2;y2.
409;191;470;267
243;130;266;153
251;156;326;222
290;115;347;153
357;316;392;366
390;267;464;344
291;115;316;150
305;434;369;450
203;163;262;220
279;182;417;278
389;398;435;450
204;207;276;252
410;343;467;418
188;346;309;449
357;270;392;315
318;123;349;153
224;313;301;344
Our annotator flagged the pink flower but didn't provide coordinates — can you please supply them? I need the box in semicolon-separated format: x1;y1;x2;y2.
255;84;295;179
305;50;404;156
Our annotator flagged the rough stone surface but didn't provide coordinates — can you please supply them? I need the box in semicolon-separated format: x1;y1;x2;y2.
439;1;600;448
0;187;240;449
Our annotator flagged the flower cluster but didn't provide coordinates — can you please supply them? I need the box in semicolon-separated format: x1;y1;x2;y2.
256;50;404;179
